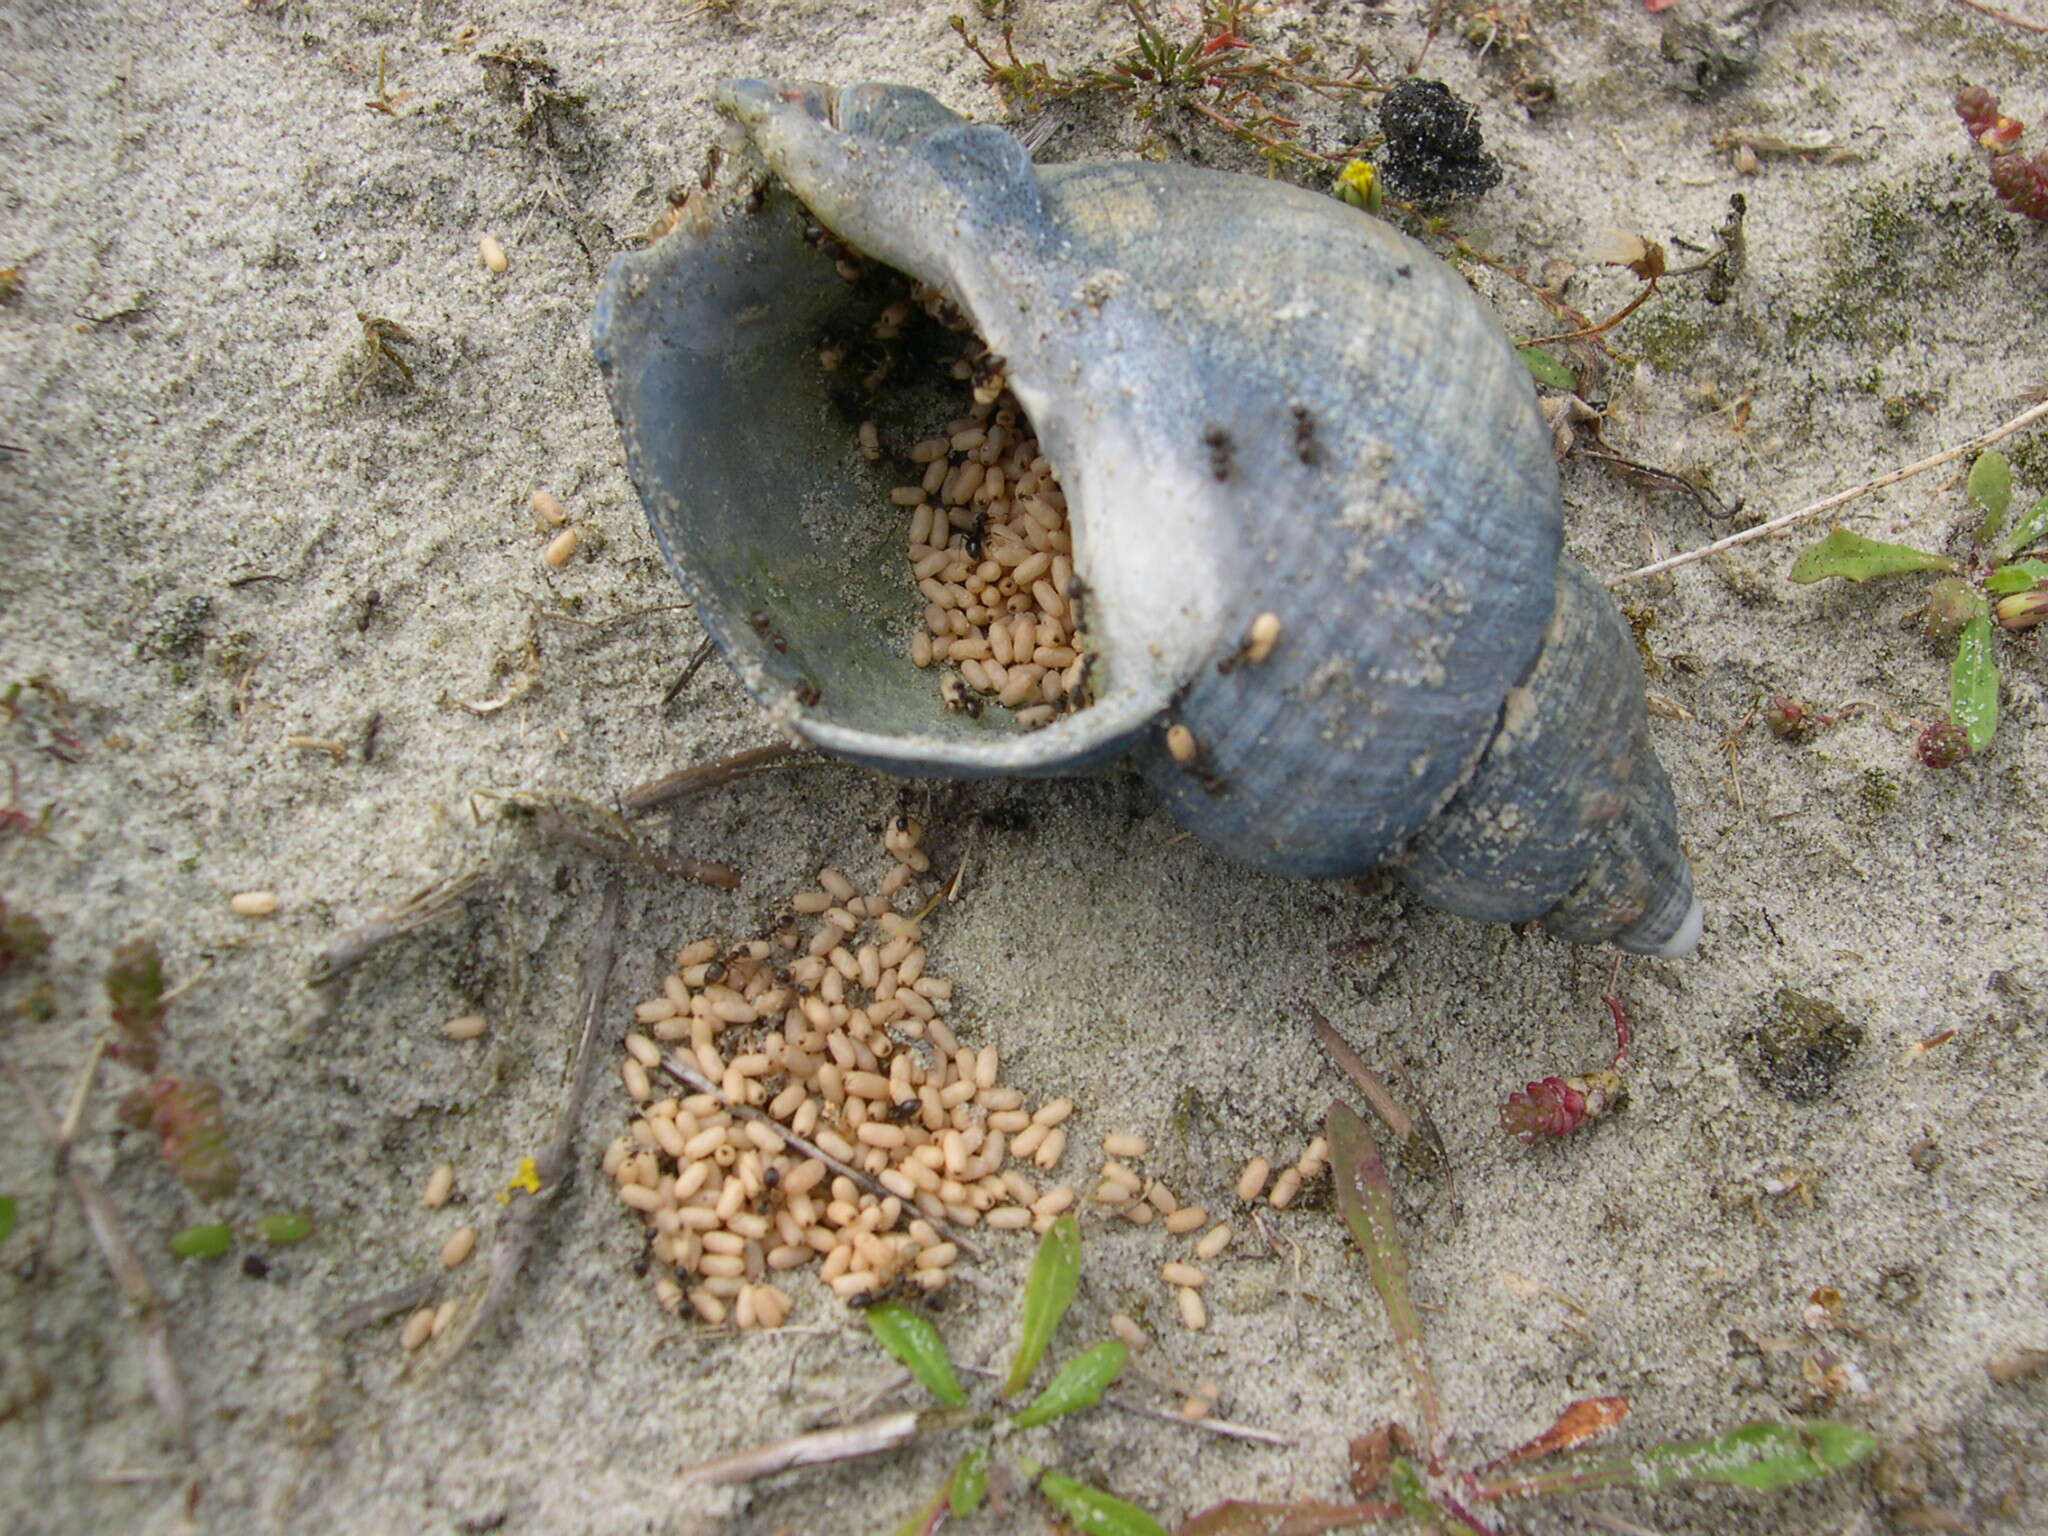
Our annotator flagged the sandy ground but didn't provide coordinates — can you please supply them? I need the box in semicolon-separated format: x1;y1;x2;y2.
2;1;2045;1532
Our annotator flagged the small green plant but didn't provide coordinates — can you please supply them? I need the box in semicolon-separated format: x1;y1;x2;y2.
871;1214;1163;1535
1176;1102;1876;1532
103;938;241;1200
1789;449;2047;768
953;1;1381;173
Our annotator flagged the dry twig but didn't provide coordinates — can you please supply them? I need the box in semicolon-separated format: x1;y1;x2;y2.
308;869;488;987
681;1408;933;1485
439;877;625;1358
1611;397;2048;586
1950;0;2048;33
620;742;823;816
529;805;740;889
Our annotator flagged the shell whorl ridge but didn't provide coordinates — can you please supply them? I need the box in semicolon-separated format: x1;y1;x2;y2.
592;80;1701;957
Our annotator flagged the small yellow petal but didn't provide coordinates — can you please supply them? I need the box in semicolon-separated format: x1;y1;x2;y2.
498;1156;542;1203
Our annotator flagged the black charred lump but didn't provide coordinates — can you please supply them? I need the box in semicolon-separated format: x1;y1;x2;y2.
1751;987;1863;1103
1376;80;1503;204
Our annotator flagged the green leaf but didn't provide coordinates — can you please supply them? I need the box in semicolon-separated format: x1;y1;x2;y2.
258;1212;313;1244
1993;493;2048;563
1951;613;1999;753
169;1222;233;1259
1986;558;2048;594
1518;346;1576;390
867;1301;966;1407
1328;1102;1442;1451
1633;1420;1878;1491
1010;1339;1127;1428
1968;450;2013;544
0;1196;16;1248
1789;528;1954;584
948;1445;991;1516
1387;1459;1489;1535
1005;1213;1080;1396
1033;1468;1168;1536
885;1483;949;1536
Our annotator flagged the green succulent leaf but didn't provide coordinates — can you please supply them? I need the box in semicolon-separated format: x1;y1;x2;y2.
1631;1419;1879;1491
0;1196;16;1248
948;1445;992;1516
257;1212;313;1245
1986;558;2048;594
1032;1467;1168;1536
1011;1339;1128;1429
1951;613;2000;753
1790;528;1954;584
169;1222;233;1259
1518;346;1576;390
867;1301;966;1407
1968;450;2013;544
1993;493;2048;564
1006;1213;1081;1396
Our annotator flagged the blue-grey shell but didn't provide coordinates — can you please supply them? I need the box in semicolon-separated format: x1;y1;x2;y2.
592;81;1697;956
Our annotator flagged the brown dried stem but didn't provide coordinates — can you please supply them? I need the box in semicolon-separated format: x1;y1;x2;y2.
529;805;740;889
1950;0;2048;33
1;1051;193;1457
307;869;488;987
1611;396;2048;586
1308;1006;1416;1143
657;1053;987;1264
439;877;625;1359
620;741;823;815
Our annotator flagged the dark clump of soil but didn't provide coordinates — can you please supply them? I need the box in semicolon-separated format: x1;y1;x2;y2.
1375;79;1502;204
1751;987;1864;1102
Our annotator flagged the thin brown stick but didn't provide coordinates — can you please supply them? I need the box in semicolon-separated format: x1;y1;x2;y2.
1520;278;1657;349
620;742;821;816
530;806;741;889
307;869;487;987
1;1052;193;1456
1307;1006;1416;1144
439;877;626;1359
325;1275;442;1337
954;1362;1295;1447
656;1054;987;1264
1951;0;2048;32
1610;396;2048;586
680;1408;931;1485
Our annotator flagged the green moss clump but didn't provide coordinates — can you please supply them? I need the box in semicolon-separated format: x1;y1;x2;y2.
1780;169;2026;354
1627;308;1712;373
1857;767;1902;816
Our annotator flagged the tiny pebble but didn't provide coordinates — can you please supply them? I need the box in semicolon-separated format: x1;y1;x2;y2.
440;1225;477;1269
230;890;279;918
421;1163;456;1209
479;234;508;273
442;1014;488;1042
543;528;581;567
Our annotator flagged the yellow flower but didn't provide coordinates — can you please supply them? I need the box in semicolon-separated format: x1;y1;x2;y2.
498;1156;541;1203
1336;160;1382;213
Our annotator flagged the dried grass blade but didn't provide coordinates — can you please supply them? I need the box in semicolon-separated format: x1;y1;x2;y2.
1473;1396;1629;1474
680;1408;927;1486
1326;1101;1443;1459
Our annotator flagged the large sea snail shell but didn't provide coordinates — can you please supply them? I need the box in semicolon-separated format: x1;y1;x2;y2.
592;80;1703;959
